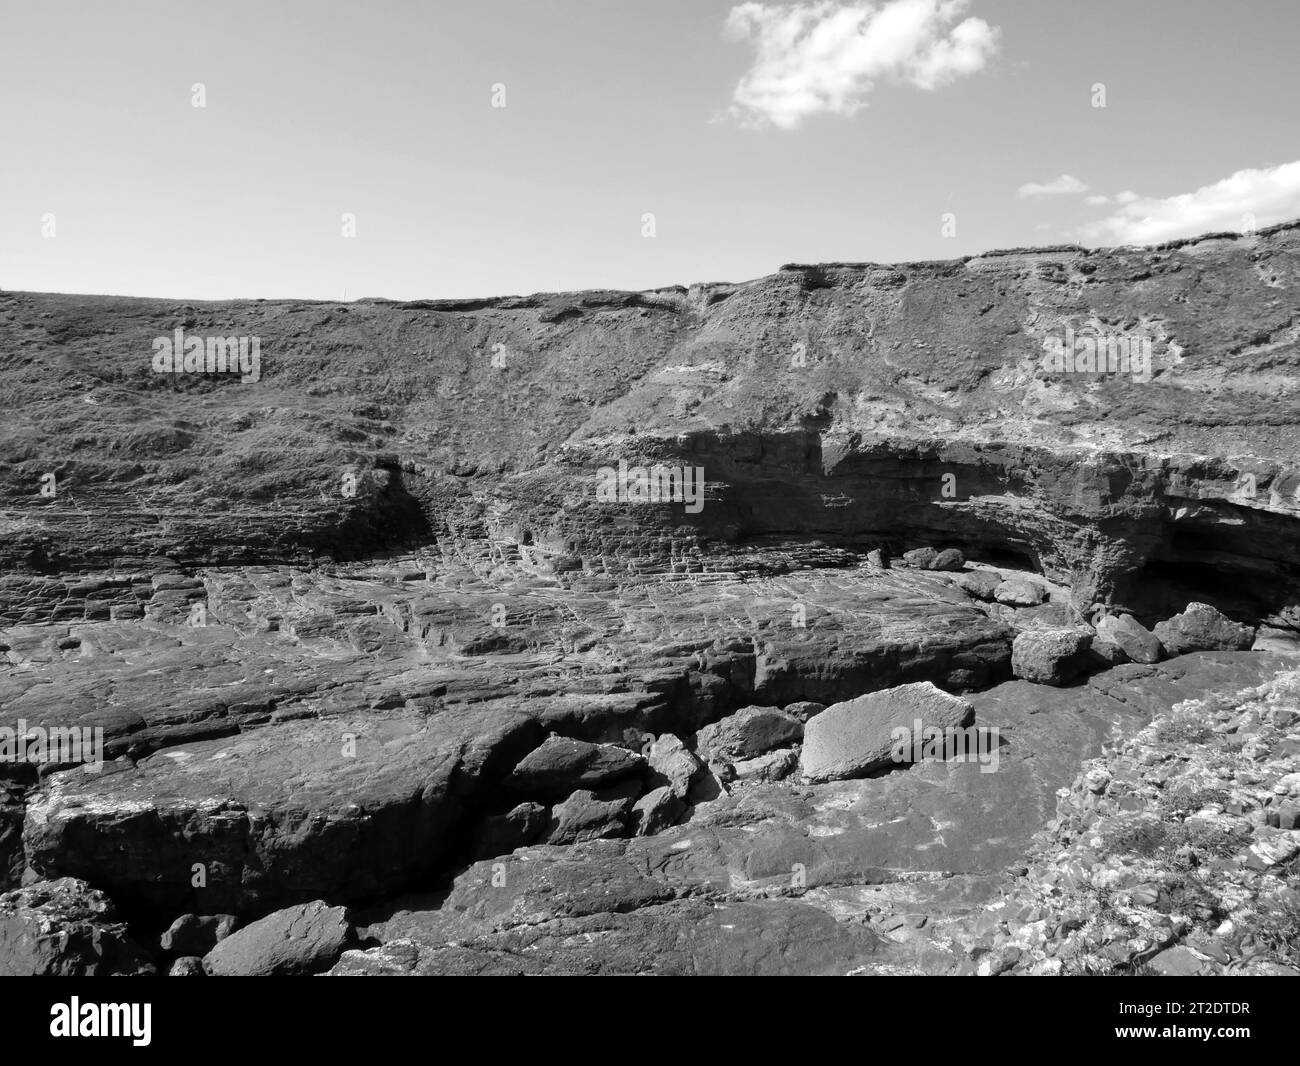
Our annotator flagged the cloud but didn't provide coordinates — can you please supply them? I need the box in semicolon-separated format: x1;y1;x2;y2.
1077;162;1300;245
724;0;999;129
1084;190;1139;207
1017;174;1087;199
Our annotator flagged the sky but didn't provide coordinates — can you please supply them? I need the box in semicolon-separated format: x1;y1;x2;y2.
2;0;1299;301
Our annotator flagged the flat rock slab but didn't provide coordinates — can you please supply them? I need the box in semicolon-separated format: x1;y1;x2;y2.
22;705;540;914
334;896;894;976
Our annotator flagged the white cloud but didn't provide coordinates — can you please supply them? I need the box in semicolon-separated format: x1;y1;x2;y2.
1077;162;1300;245
1017;174;1088;199
1084;189;1137;207
724;0;999;130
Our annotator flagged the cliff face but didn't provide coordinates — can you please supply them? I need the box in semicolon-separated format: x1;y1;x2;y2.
2;225;1300;975
3;222;1299;625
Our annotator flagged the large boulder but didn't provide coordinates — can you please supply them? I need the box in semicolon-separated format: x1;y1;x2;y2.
1153;602;1255;656
931;549;966;572
800;681;975;783
732;748;799;784
1096;613;1162;664
1088;639;1128;668
696;706;803;763
203;900;352;976
959;570;1003;601
631;786;684;836
1011;628;1093;685
505;735;645;803
545;787;636;845
1252;626;1300;654
895;546;964;572
994;578;1048;607
645;734;704;799
0;878;154;976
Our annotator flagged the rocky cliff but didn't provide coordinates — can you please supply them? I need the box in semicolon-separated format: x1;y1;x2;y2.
2;222;1299;975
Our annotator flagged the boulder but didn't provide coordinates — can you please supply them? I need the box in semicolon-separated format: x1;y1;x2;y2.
800;681;975;783
645;734;704;800
959;571;1003;601
1011;628;1093;685
732;748;799;784
930;548;966;572
168;956;205;976
696;706;803;763
160;912;239;957
545;787;636;845
1154;603;1255;656
685;765;728;805
1088;639;1128;668
505;735;645;803
902;548;938;569
1252;626;1300;654
994;578;1048;607
1096;613;1162;664
631;786;684;836
1006;603;1076;630
203;900;353;976
865;549;889;570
